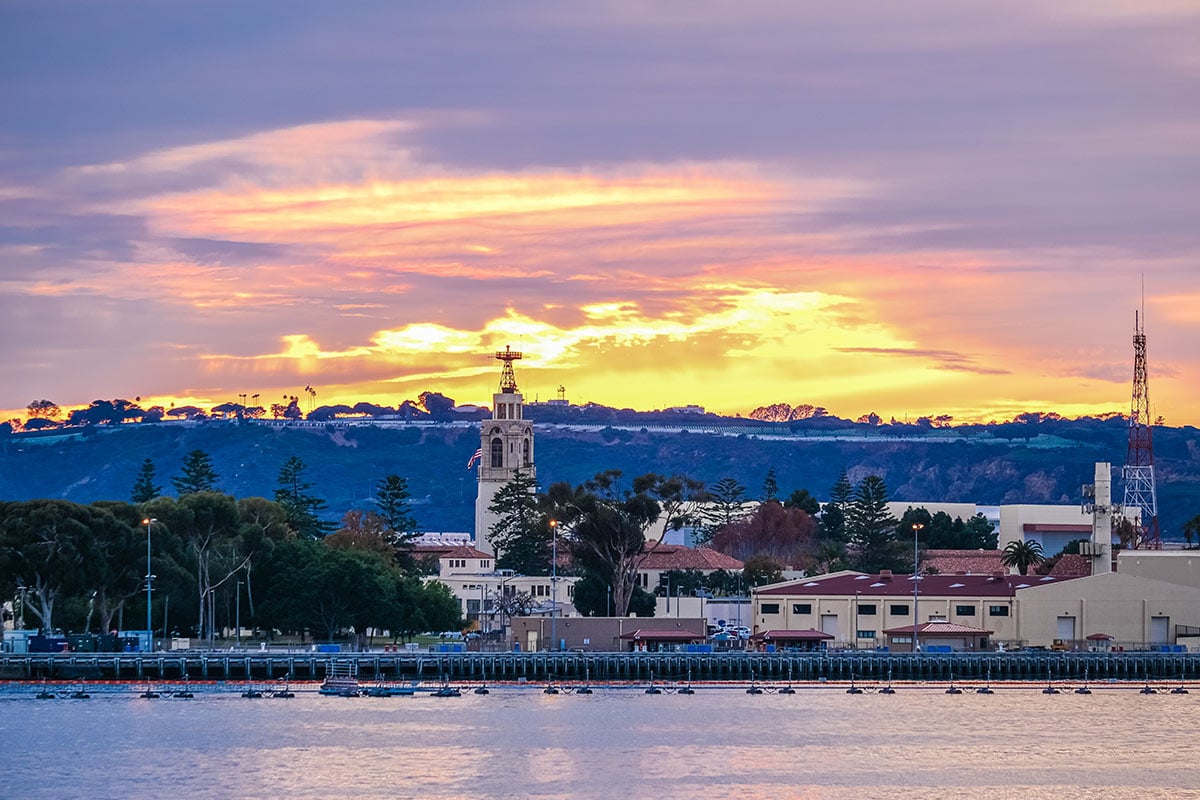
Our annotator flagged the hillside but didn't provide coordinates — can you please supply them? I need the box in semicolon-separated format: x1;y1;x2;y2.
1;415;1197;538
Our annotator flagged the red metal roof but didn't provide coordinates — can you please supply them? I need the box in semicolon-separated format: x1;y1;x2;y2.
756;571;1075;598
750;629;835;642
618;629;706;641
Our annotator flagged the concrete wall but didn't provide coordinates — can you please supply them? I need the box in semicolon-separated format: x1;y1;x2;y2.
998;504;1093;552
1117;550;1200;591
1015;572;1200;648
509;616;706;652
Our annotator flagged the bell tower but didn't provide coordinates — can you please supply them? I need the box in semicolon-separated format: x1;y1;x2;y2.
474;346;535;554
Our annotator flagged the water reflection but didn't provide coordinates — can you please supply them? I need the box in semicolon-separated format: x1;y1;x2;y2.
1;688;1196;799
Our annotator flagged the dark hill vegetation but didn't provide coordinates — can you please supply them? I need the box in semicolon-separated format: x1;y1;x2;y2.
1;414;1197;538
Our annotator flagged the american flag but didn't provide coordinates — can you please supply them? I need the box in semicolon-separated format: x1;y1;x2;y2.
466;447;483;469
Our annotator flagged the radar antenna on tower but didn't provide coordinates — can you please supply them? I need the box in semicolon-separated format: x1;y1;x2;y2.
495;345;523;393
1122;289;1161;549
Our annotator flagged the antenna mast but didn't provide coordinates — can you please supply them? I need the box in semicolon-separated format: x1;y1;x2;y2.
495;345;523;393
1122;298;1160;549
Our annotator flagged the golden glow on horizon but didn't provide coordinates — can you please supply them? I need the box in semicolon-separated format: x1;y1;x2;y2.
8;118;1190;427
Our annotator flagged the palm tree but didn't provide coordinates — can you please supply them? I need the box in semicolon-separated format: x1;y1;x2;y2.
1184;514;1200;549
1001;539;1045;575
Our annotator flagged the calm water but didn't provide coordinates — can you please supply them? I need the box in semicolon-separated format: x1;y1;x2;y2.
2;684;1198;800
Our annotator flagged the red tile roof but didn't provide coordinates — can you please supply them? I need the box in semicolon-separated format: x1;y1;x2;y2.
756;570;1076;598
924;549;1006;576
412;544;492;560
883;621;995;636
639;544;743;571
1047;554;1092;578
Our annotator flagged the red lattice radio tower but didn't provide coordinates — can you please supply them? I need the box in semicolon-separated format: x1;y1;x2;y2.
1122;307;1160;548
495;345;523;393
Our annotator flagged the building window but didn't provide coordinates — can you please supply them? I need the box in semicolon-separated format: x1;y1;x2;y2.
523;438;531;466
955;605;976;616
761;603;780;614
890;604;910;616
858;604;877;616
856;630;876;640
490;437;504;468
792;603;812;614
989;605;1010;617
892;636;912;644
482;560;490;569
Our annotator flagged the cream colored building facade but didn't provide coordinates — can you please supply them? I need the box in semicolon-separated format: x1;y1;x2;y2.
1116;550;1200;591
415;544;578;630
752;569;1200;650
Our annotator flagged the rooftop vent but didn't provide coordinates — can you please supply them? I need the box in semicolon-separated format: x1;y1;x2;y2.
879;570;893;581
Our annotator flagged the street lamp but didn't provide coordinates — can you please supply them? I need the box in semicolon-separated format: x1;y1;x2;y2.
549;519;559;652
236;580;244;648
143;518;156;651
912;522;925;653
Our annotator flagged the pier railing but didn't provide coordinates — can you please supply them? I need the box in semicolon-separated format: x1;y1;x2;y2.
1;650;1197;683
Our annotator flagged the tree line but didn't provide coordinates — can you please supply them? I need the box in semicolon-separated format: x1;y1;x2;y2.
0;451;460;643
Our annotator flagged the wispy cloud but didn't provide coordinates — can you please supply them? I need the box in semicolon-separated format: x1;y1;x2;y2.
2;3;1198;427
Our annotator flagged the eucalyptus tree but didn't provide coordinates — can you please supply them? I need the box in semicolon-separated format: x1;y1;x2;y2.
145;492;248;642
545;471;704;617
0;500;99;633
88;501;146;632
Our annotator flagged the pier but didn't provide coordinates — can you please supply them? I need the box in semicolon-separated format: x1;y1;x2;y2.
2;650;1196;683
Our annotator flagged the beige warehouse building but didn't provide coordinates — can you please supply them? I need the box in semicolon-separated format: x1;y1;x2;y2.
752;569;1200;651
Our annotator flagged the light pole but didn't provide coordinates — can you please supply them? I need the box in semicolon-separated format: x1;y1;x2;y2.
143;518;156;651
549;519;558;652
854;590;861;650
912;522;925;653
15;582;26;632
236;580;244;648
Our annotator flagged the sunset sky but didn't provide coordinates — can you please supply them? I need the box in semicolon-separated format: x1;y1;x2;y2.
2;2;1198;425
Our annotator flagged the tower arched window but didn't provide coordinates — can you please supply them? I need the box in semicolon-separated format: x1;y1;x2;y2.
490;437;504;468
523;438;531;466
